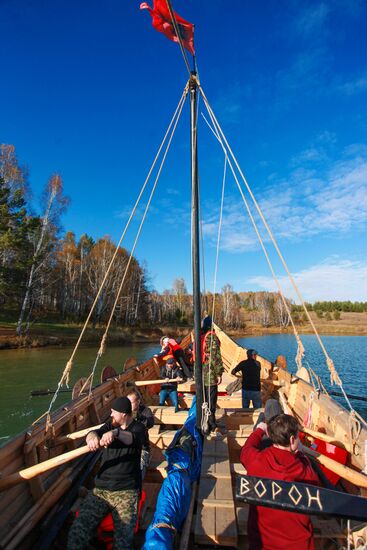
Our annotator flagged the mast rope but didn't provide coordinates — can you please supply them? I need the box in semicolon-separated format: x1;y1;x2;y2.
44;83;190;427
87;85;188;395
200;107;305;373
196;91;209;313
201;154;227;434
165;0;192;76
198;83;352;401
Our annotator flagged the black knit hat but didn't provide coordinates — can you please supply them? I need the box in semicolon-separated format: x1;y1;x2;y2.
201;315;212;330
111;396;132;414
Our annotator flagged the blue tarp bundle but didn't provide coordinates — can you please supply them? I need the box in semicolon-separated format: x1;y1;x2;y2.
142;397;203;549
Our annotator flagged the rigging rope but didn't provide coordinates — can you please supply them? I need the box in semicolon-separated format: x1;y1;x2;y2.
200;108;305;373
198;82;348;395
88;86;189;394
44;82;190;427
196;93;208;312
199;84;366;424
165;0;192;76
201;153;227;434
199;82;365;431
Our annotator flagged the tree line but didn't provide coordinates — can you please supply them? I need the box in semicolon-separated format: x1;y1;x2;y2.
0;144;147;334
292;301;367;314
2;144;365;335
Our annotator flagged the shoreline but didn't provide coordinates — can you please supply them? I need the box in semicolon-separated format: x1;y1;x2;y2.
1;322;366;350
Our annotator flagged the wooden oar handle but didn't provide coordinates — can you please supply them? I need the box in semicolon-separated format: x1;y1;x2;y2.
301;426;344;446
56;424;103;445
134;378;183;387
0;445;90;492
302;445;367;489
278;390;367;489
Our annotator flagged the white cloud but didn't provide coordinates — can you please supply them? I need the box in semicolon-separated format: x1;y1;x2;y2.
295;3;330;36
337;75;367;95
201;145;367;252
248;258;367;302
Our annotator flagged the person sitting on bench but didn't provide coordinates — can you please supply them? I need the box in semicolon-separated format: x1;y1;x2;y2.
159;357;184;413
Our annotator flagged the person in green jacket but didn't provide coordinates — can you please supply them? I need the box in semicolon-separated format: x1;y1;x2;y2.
194;316;224;432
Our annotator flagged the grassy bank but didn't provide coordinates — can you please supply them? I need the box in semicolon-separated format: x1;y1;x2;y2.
0;322;191;349
1;311;366;350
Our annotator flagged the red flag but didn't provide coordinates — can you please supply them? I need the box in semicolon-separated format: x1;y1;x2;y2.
140;0;195;56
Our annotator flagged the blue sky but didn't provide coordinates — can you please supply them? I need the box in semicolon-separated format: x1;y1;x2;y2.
1;0;367;301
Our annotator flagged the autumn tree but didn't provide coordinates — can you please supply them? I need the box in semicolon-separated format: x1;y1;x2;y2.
0;144;28;197
172;277;188;321
0;176;29;301
16;174;69;334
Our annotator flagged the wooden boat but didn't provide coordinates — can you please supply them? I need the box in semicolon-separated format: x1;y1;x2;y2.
1;3;367;549
1;325;367;549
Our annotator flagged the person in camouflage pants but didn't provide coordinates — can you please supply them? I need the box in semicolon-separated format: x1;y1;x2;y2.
68;487;139;549
195;316;224;432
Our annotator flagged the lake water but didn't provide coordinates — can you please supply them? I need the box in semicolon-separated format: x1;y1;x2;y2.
0;334;366;443
0;343;157;444
237;334;367;420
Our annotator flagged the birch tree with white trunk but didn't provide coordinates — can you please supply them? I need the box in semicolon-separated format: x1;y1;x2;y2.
16;174;69;335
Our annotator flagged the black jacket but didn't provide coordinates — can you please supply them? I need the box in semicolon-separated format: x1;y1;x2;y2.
93;419;147;491
231;358;261;391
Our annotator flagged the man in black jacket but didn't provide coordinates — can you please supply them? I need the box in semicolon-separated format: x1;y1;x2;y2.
67;396;146;550
231;348;262;409
159;357;184;412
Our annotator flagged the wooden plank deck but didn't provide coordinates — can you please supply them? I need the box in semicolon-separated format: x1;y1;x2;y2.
143;405;346;549
195;434;238;547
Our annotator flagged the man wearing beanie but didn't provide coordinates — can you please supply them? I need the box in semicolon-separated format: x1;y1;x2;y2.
68;396;147;550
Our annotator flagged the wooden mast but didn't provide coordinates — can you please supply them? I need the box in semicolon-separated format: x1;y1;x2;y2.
190;72;203;430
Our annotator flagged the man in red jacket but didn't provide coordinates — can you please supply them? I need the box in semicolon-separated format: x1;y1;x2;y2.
240;414;319;550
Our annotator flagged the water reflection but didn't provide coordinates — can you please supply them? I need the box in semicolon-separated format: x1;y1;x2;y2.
0;343;156;441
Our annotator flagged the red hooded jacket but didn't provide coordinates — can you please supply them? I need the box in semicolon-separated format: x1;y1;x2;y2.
240;427;319;550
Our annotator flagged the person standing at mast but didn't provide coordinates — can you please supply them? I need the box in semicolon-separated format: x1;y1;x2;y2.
193;316;224;432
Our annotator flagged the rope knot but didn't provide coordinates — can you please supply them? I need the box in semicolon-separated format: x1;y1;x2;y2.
60;359;73;388
98;333;107;356
295;335;305;370
326;357;342;386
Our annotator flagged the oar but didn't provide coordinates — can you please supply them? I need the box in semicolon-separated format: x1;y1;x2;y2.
301;445;367;489
300;426;345;446
0;445;91;492
31;388;72;396
128;378;183;387
278;391;367;489
55;424;103;445
277;391;348;448
328;390;367;403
